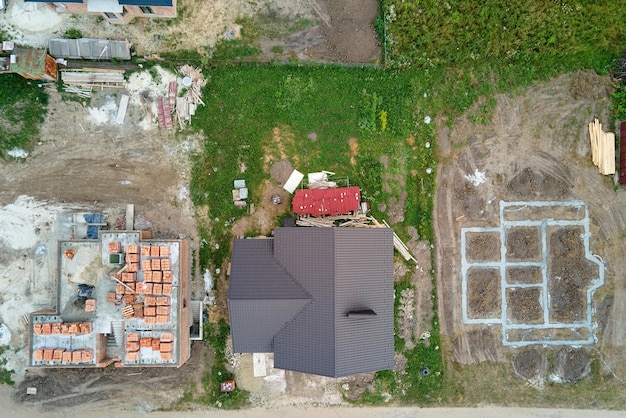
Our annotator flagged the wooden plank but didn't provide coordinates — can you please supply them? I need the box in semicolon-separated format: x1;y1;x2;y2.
81;67;125;73
156;98;165;128
116;94;129;125
125;204;134;231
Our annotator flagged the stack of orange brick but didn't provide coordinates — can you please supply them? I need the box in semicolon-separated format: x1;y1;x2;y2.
160;332;174;361
126;333;140;361
33;322;92;335
108;242;122;253
34;349;93;364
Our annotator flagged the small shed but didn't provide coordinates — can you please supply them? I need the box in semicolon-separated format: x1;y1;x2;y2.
0;48;57;81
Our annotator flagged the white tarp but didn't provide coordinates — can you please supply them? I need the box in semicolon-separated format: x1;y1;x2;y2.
283;169;304;194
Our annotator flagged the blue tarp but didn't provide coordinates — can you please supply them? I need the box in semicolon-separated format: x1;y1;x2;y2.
84;213;104;239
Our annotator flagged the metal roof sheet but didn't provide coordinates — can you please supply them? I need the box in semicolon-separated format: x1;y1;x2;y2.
292;186;361;216
48;38;131;60
228;227;394;377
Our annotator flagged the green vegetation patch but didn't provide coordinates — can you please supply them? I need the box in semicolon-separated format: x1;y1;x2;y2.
385;0;626;72
0;74;48;157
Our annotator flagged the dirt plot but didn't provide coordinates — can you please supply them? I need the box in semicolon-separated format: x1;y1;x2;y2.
465;232;500;262
548;227;596;323
506;288;543;324
513;348;547;382
434;71;626;380
505;227;541;262
506;266;543;285
466;268;501;319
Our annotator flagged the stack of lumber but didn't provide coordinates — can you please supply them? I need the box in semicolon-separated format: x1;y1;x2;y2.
175;65;207;129
61;68;126;89
382;220;417;263
589;118;616;175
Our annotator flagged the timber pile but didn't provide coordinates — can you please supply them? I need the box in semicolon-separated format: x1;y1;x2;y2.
61;68;126;89
296;214;418;263
175;65;207;129
296;214;373;228
382;220;417;263
62;85;92;98
589;118;616;175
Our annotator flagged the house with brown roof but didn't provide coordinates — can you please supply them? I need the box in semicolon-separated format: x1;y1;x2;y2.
228;227;395;378
25;0;176;24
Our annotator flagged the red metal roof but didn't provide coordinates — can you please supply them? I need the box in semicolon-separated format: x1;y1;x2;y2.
292;186;361;216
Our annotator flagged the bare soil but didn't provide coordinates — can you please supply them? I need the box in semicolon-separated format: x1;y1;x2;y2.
506;266;543;285
466;268;501;319
506;288;543;324
506;227;541;262
548;226;596;323
513;348;547;382
465;232;500;262
552;348;591;383
434;71;626;384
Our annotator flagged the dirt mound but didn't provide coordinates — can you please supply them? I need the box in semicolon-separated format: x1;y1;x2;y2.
569;70;613;100
270;159;294;184
513;349;547;381
552;348;591;383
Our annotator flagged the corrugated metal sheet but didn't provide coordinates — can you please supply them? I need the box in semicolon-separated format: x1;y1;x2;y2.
228;227;394;378
292;186;361;216
48;38;131;60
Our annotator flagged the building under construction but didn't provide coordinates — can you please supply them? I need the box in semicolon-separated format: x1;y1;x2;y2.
28;229;197;368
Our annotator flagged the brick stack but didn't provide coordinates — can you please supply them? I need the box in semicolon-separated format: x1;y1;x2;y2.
139;244;173;325
33;349;93;364
33;322;92;335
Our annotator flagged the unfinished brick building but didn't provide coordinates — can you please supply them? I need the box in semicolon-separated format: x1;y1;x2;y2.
29;230;196;368
25;0;176;25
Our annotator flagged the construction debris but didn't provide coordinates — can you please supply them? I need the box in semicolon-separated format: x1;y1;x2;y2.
62;84;92;98
175;65;207;130
589;118;616;175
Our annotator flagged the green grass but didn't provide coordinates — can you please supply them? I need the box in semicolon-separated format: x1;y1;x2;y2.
385;0;625;72
190;64;436;271
0;74;48;157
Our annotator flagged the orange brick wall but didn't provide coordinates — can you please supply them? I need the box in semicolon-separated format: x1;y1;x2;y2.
177;239;191;366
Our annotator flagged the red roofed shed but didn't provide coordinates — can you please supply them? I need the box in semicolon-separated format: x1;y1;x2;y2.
292;186;361;216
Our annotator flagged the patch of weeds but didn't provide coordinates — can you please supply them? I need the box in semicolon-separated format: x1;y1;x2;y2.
358;90;383;132
275;73;316;112
63;28;83;39
0;346;15;386
147;67;162;84
198;320;249;409
0;74;48;157
271;45;284;54
212;39;261;61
